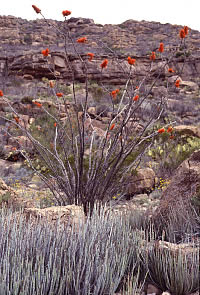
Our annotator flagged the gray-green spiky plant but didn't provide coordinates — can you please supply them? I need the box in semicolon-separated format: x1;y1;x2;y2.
140;239;199;295
0;205;143;295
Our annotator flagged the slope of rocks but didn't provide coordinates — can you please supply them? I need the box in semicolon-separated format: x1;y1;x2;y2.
0;15;200;90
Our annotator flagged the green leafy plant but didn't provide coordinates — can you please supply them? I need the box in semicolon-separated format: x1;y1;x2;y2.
147;131;200;177
0;192;11;205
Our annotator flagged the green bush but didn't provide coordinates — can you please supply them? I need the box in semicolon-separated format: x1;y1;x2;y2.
147;131;200;176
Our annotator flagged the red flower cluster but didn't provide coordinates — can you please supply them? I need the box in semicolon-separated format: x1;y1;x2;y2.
110;123;115;130
127;56;136;65
87;53;94;61
41;48;50;57
158;128;165;134
54;122;57;127
14;116;20;124
33;101;42;107
0;90;3;96
111;89;119;99
167;126;173;133
56;93;63;97
150;52;156;61
32;5;41;14
77;37;87;43
133;95;139;101
62;10;71;17
49;81;54;88
101;59;108;69
168;68;174;73
175;79;180;88
158;42;164;53
179;29;185;39
184;26;189;36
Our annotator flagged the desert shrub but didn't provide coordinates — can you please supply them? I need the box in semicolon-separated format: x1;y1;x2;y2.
88;80;105;102
0;192;12;205
140;240;199;295
147;130;200;177
0;205;143;295
151;198;200;244
0;6;191;214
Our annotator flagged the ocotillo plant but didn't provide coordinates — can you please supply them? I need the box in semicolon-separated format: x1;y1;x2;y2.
0;6;190;214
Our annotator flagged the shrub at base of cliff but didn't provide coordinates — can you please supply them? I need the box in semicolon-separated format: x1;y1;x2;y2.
147;129;200;177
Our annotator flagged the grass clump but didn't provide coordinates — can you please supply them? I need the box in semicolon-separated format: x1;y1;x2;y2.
0;205;143;295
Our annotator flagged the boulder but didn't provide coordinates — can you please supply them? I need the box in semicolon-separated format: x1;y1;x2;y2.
23;205;85;229
174;125;200;138
128;168;156;195
181;80;199;92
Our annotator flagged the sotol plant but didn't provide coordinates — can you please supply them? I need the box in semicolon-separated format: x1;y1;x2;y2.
0;205;143;295
140;240;199;295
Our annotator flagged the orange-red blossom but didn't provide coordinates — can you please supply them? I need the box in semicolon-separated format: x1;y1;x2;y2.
33;101;42;107
133;95;139;101
175;79;180;88
111;89;119;99
110;123;115;130
62;10;71;17
168;68;174;73
54;122;57;127
101;59;108;69
87;53;94;61
150;52;156;60
49;81;54;88
77;37;87;43
158;42;164;53
127;56;136;65
14;116;20;124
184;26;189;35
56;93;63;97
41;48;50;57
0;90;3;96
158;128;165;134
167;126;173;133
32;5;41;14
179;29;186;39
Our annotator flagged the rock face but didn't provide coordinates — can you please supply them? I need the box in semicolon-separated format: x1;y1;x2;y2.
0;15;199;126
174;125;200;138
0;15;200;93
128;168;156;195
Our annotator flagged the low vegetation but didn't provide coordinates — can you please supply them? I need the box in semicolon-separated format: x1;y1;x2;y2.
0;204;199;295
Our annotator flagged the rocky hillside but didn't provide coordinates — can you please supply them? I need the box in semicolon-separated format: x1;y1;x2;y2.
0;15;200;88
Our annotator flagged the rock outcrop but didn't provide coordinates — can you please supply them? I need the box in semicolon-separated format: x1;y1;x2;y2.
23;205;85;229
0;15;200;93
128;168;156;195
